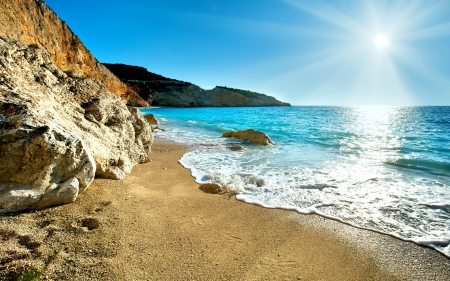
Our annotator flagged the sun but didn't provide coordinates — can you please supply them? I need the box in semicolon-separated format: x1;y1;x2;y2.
374;35;389;48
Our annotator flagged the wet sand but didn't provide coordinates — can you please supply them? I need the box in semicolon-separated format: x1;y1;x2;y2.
1;141;449;280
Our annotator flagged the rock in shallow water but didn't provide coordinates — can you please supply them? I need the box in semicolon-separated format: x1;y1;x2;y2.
0;37;153;213
229;145;247;151
144;114;158;124
223;129;274;146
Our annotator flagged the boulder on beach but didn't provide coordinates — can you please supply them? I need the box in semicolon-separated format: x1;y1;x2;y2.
144;114;159;124
223;129;274;146
0;37;153;214
199;183;223;194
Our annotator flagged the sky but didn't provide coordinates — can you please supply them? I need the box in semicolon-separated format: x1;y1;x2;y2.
44;0;450;106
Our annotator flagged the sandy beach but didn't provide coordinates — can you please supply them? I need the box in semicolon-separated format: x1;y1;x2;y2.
1;141;450;280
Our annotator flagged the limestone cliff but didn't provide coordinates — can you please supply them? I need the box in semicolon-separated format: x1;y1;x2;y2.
104;63;291;107
0;37;153;213
0;0;148;107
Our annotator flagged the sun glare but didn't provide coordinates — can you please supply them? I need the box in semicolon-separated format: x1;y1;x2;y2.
277;0;450;105
374;35;389;48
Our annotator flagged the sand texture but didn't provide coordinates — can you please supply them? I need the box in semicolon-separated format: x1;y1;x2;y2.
1;142;449;280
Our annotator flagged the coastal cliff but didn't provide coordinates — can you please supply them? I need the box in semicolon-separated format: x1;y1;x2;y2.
104;63;291;107
0;0;148;107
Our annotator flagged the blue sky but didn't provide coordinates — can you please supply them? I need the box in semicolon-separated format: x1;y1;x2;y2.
44;0;450;105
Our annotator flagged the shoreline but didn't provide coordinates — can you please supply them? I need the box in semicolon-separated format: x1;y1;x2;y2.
156;122;450;261
237;194;450;260
1;141;449;280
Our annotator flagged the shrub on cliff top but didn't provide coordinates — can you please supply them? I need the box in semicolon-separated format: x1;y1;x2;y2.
216;86;267;99
17;268;43;281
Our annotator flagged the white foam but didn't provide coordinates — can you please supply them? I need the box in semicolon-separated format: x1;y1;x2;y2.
178;145;450;258
188;120;206;124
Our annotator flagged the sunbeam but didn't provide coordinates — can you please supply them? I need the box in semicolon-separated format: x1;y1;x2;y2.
283;0;369;36
271;0;450;105
400;22;450;40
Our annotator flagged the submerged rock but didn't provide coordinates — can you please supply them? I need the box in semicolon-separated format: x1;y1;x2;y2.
152;126;166;132
0;37;153;214
223;129;274;146
229;145;247;151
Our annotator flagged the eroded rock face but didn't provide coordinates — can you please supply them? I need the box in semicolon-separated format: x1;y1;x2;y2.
0;37;153;213
0;0;147;107
223;129;274;146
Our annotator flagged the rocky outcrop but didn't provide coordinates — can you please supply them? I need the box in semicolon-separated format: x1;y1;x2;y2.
0;37;153;213
144;114;158;124
103;63;290;107
223;129;274;146
0;0;148;107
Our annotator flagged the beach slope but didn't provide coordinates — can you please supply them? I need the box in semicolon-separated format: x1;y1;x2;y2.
1;142;449;280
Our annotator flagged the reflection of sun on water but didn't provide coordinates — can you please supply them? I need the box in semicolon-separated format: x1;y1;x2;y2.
326;107;405;194
351;106;403;167
329;107;406;200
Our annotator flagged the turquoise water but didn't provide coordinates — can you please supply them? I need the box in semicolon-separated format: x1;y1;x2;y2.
140;106;450;257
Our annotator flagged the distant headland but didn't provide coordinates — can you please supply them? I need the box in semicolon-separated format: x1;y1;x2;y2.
103;63;291;107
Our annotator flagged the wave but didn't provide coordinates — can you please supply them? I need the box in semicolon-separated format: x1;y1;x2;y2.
384;158;450;176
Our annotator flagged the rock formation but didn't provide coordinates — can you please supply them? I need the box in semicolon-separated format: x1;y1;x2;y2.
229;145;247;151
103;63;291;107
144;114;159;124
223;129;274;146
0;37;153;213
0;0;148;107
199;183;223;194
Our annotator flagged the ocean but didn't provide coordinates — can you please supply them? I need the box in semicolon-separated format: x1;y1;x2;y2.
140;106;450;257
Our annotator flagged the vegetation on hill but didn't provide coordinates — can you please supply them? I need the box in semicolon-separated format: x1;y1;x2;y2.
103;63;172;81
216;86;267;99
103;63;191;103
